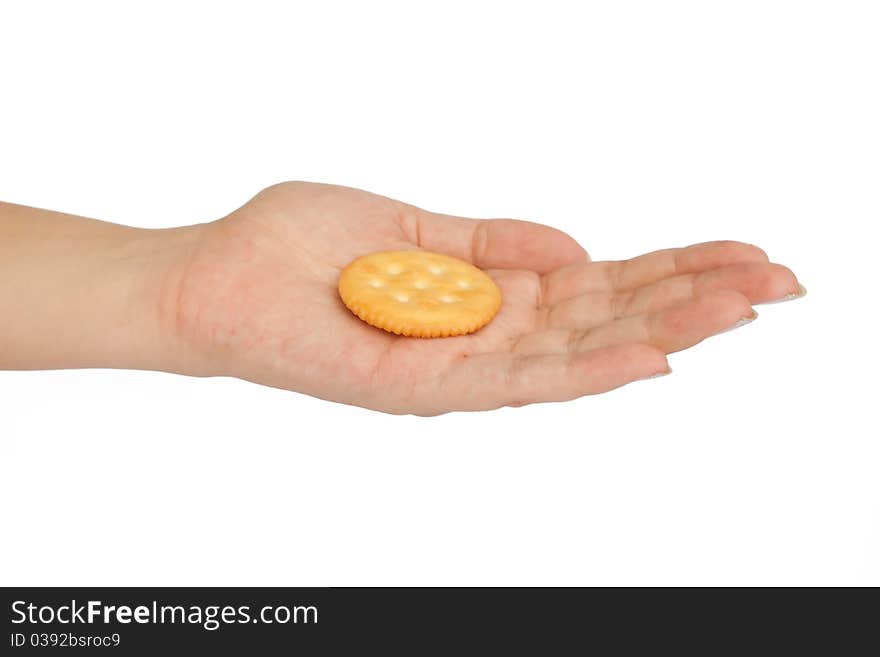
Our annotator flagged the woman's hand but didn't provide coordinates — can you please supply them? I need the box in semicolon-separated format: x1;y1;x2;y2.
161;182;803;414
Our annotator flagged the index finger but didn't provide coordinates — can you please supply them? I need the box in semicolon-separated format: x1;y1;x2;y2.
540;240;770;306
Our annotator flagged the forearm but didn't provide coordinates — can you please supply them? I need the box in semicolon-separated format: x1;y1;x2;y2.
0;201;197;372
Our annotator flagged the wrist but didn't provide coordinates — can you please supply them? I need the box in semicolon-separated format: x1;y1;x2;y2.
121;224;210;376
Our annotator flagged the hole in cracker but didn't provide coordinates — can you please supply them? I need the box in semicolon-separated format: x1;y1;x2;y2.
386;264;403;275
439;294;459;303
413;279;429;289
428;265;445;275
369;279;385;288
394;293;410;302
456;279;471;289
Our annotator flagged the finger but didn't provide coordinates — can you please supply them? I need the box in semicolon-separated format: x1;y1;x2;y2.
434;343;669;412
516;290;754;356
411;210;589;273
544;262;798;331
541;240;769;306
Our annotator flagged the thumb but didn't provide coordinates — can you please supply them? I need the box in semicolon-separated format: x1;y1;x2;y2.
410;210;589;273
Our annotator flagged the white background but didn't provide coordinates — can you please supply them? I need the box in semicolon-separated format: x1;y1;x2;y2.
1;1;877;585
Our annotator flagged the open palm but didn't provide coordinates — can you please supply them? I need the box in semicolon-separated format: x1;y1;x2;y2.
173;182;802;414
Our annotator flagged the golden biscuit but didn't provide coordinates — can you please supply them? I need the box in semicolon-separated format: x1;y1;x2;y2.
338;250;502;337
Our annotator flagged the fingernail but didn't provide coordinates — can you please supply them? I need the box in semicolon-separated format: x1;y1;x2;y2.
764;283;807;304
717;310;758;334
645;368;672;380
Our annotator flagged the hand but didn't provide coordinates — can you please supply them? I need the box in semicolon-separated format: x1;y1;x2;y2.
164;182;804;414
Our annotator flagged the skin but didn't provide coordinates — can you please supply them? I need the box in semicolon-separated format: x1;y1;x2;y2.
0;182;804;415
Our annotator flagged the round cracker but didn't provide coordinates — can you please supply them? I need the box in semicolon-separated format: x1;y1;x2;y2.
338;250;502;338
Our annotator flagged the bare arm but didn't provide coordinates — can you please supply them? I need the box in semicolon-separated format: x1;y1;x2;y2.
0;201;196;372
0;184;804;414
